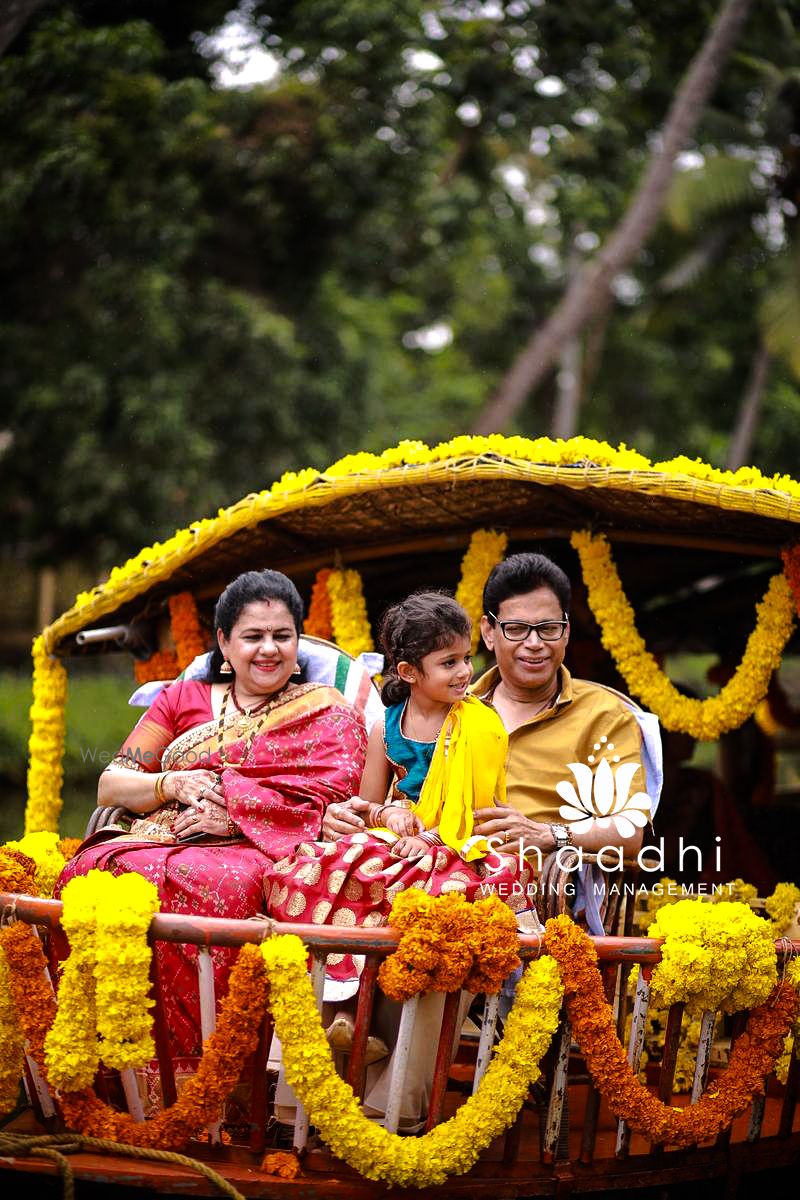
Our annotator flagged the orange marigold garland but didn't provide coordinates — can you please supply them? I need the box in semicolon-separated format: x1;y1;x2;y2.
304;568;334;640
0;920;58;1070
378;890;520;1001
544;915;797;1147
134;592;206;684
57;943;266;1148
168;593;207;667
782;543;800;617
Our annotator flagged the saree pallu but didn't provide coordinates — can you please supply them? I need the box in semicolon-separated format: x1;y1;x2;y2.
264;831;533;988
56;680;367;1061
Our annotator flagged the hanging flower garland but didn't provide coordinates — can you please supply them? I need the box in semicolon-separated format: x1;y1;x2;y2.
58;943;267;1148
25;635;68;835
0;946;25;1116
304;568;334;640
765;882;800;936
455;530;508;654
781;543;800;616
0;918;57;1084
572;530;795;739
647;898;777;1015
378;890;520;1002
3;832;67;898
544;914;797;1147
261;932;562;1188
45;870;160;1091
134;592;206;684
328;568;374;658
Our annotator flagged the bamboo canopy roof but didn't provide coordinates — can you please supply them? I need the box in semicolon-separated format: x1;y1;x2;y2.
44;437;800;659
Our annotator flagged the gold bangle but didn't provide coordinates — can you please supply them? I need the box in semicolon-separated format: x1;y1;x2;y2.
153;772;170;805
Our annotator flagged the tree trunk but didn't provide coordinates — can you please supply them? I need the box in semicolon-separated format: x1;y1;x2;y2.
0;0;50;56
726;343;771;470
472;0;755;436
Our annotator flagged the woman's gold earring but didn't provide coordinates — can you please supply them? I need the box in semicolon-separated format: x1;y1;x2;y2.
220;659;233;675
292;662;302;676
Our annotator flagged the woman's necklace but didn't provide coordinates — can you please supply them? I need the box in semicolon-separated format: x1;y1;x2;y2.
218;685;274;766
230;681;273;737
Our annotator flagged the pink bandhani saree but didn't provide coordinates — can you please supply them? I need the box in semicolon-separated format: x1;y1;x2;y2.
56;679;367;1064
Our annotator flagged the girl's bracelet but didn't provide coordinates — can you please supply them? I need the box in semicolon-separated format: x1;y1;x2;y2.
367;803;390;826
418;830;443;847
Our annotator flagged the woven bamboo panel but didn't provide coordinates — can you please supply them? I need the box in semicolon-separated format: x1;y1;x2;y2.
46;455;800;654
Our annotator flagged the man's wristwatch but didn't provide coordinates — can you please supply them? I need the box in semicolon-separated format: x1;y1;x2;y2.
549;823;573;851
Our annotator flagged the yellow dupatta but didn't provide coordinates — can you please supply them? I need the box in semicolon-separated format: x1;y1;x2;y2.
413;694;508;862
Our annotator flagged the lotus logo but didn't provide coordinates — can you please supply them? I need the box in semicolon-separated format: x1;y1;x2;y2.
556;745;651;839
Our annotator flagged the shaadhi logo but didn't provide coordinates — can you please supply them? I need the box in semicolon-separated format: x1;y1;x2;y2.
555;735;651;839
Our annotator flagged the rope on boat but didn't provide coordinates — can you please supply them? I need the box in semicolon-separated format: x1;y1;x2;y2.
0;1131;247;1200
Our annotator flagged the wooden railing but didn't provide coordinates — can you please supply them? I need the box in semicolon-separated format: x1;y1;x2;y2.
2;891;799;1194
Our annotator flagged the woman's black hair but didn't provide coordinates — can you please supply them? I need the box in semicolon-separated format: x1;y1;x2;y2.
206;569;304;683
379;591;471;706
482;552;571;619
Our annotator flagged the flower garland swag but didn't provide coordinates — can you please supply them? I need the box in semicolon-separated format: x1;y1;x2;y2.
766;882;800;936
304;568;334;640
57;944;267;1148
25;635;68;835
571;530;795;739
544;914;797;1147
0;848;57;1118
455;530;508;654
45;870;161;1092
134;591;207;685
378;889;520;1001
261;932;562;1188
327;568;374;659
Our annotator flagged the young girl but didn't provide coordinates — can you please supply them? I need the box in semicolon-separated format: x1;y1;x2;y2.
264;593;530;967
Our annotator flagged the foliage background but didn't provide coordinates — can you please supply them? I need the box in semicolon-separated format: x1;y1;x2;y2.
2;0;799;575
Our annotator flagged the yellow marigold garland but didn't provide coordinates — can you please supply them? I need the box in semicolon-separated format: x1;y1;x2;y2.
25;635;67;834
378;890;520;1001
545;914;797;1147
572;530;795;738
765;882;800;935
328;568;374;658
0;945;25;1117
455;529;508;654
304;568;334;640
261;932;562;1187
45;870;160;1091
647;899;776;1015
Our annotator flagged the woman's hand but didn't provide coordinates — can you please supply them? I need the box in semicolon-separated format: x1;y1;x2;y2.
172;798;232;840
162;770;224;809
322;797;371;841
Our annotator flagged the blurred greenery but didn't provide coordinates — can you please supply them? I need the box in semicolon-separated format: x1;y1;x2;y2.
0;666;134;841
0;1;798;575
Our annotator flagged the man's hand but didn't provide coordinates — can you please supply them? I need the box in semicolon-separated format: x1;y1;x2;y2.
321;797;371;841
472;806;556;858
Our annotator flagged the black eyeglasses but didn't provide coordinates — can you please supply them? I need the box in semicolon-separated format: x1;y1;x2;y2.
487;613;569;643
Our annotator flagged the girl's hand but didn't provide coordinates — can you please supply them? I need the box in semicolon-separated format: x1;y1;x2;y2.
173;799;232;840
162;770;224;809
391;835;429;860
382;808;420;837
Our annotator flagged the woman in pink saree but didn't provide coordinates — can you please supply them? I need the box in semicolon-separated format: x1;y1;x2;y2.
57;570;367;1079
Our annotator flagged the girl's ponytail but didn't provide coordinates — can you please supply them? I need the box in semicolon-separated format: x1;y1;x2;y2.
381;670;410;706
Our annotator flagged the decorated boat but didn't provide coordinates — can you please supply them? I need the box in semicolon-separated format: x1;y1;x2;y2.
1;433;799;1197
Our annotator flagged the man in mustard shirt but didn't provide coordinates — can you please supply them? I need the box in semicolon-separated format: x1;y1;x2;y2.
470;552;649;863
